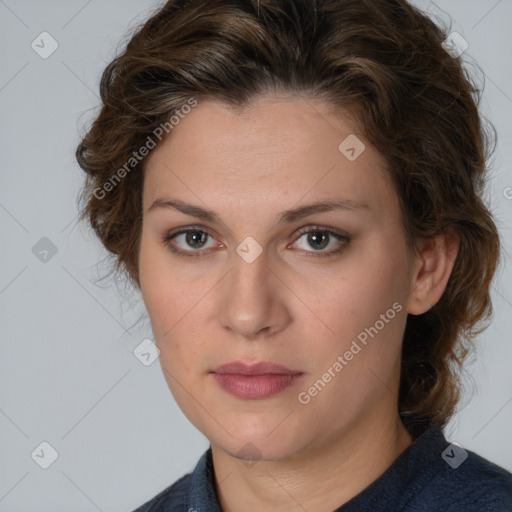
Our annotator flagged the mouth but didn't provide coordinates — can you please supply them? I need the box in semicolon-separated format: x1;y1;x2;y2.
210;361;304;399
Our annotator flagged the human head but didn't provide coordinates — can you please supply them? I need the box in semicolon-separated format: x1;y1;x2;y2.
76;0;500;439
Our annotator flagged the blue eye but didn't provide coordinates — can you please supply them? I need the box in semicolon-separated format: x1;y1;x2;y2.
163;226;350;258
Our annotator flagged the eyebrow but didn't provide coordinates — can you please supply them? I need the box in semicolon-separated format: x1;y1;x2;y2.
147;198;369;224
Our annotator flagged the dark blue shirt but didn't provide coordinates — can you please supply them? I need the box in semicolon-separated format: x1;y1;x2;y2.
132;427;512;511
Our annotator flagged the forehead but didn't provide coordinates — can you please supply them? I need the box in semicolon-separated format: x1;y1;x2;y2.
142;95;395;218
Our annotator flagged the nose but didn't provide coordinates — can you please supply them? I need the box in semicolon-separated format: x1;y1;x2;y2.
217;246;291;340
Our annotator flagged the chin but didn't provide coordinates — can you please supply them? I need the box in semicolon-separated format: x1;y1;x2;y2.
209;421;307;463
225;439;300;464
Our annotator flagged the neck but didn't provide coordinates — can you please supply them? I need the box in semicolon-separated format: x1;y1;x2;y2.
211;409;413;512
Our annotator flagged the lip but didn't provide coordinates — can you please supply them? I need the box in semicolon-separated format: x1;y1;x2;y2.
210;361;304;399
212;361;301;375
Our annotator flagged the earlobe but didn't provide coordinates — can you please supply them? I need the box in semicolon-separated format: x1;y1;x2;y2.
406;231;459;316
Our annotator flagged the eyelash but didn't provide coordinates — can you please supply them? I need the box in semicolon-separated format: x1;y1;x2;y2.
162;225;351;258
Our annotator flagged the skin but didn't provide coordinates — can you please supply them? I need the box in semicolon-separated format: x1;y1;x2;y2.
138;94;459;512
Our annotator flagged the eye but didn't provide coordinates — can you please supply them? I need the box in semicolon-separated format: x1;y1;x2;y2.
290;227;350;256
163;225;350;258
163;227;221;257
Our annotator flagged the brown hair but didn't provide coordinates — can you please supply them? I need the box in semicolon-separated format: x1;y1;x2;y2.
76;0;500;437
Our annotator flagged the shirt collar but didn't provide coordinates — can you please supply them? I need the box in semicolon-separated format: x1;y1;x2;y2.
336;426;447;511
185;446;223;511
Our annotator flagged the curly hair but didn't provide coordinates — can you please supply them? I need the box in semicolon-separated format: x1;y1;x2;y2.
76;0;500;438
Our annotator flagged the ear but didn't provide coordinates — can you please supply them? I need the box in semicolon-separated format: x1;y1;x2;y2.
406;230;460;315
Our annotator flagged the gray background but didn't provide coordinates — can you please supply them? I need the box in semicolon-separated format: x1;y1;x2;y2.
1;1;511;510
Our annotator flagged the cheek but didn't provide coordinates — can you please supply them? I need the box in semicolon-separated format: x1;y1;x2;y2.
320;253;407;336
139;237;212;373
305;241;410;385
139;234;190;329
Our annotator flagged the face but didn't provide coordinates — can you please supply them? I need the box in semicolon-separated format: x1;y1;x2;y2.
139;94;418;461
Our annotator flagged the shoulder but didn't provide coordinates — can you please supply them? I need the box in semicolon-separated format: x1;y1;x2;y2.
129;472;191;512
409;448;512;511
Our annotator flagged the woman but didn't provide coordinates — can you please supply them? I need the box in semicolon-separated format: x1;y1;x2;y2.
76;0;512;510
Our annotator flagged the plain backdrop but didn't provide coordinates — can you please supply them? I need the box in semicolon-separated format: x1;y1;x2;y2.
1;1;511;510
